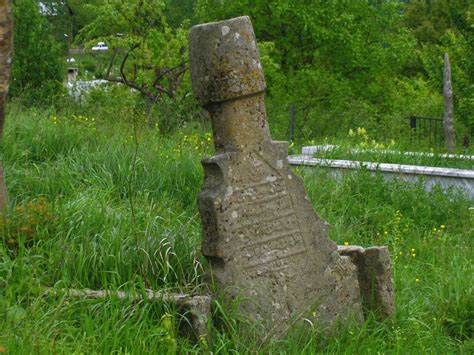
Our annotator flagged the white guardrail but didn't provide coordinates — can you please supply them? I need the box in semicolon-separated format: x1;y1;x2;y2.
288;146;474;199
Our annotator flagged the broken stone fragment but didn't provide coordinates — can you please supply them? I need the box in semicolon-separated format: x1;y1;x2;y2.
338;245;395;319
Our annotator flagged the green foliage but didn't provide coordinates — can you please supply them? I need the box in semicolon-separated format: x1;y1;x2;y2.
403;0;474;137
198;1;415;74
67;0;102;39
197;0;437;139
165;0;197;27
10;0;65;105
195;0;474;143
37;0;71;50
78;0;189;99
8;0;474;143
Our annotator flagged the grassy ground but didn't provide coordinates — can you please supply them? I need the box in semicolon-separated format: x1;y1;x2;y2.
0;107;472;353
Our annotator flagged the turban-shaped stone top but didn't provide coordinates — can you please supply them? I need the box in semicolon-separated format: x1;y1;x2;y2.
189;16;266;107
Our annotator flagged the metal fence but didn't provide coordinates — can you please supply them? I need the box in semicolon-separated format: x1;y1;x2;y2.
282;106;447;147
408;116;444;146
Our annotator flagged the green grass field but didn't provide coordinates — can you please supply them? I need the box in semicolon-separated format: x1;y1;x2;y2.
0;107;472;353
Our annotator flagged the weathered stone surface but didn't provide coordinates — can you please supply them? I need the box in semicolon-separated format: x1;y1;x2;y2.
338;245;395;319
189;16;363;331
189;16;265;107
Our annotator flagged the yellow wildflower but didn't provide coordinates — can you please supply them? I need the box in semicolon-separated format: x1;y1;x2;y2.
357;127;367;136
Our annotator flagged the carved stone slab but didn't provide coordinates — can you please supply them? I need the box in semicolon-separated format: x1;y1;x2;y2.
189;16;363;330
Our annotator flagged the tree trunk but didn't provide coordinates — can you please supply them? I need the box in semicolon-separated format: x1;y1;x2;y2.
146;96;153;128
0;0;12;213
443;52;456;152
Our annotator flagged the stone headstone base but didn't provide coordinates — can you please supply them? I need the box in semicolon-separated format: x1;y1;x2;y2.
338;245;395;319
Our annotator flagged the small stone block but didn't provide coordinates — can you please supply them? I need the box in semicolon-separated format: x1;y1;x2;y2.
338;245;395;319
178;295;212;340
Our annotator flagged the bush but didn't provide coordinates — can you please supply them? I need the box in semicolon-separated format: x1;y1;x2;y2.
10;0;64;105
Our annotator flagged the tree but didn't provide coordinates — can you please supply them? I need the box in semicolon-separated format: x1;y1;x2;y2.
443;53;455;152
79;0;189;128
0;0;12;212
65;0;102;43
197;0;418;137
403;0;474;139
164;0;197;27
36;0;70;50
10;0;64;104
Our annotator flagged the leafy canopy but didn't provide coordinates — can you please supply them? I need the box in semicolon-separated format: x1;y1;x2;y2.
79;0;189;102
11;0;64;104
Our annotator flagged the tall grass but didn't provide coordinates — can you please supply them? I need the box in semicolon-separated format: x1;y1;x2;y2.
0;107;472;353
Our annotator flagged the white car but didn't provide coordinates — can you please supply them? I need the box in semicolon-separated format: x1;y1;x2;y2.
91;42;108;51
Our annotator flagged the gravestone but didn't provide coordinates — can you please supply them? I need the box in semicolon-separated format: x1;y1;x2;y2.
189;16;363;331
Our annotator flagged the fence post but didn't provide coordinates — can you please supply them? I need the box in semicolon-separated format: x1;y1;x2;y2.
289;104;295;141
409;116;416;143
443;53;456;152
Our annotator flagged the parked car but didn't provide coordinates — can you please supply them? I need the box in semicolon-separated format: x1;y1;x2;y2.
91;42;108;51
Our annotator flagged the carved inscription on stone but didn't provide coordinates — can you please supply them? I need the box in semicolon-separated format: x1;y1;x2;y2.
190;16;364;331
222;156;306;276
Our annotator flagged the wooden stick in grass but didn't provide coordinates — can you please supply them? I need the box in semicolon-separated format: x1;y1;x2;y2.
44;288;211;339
